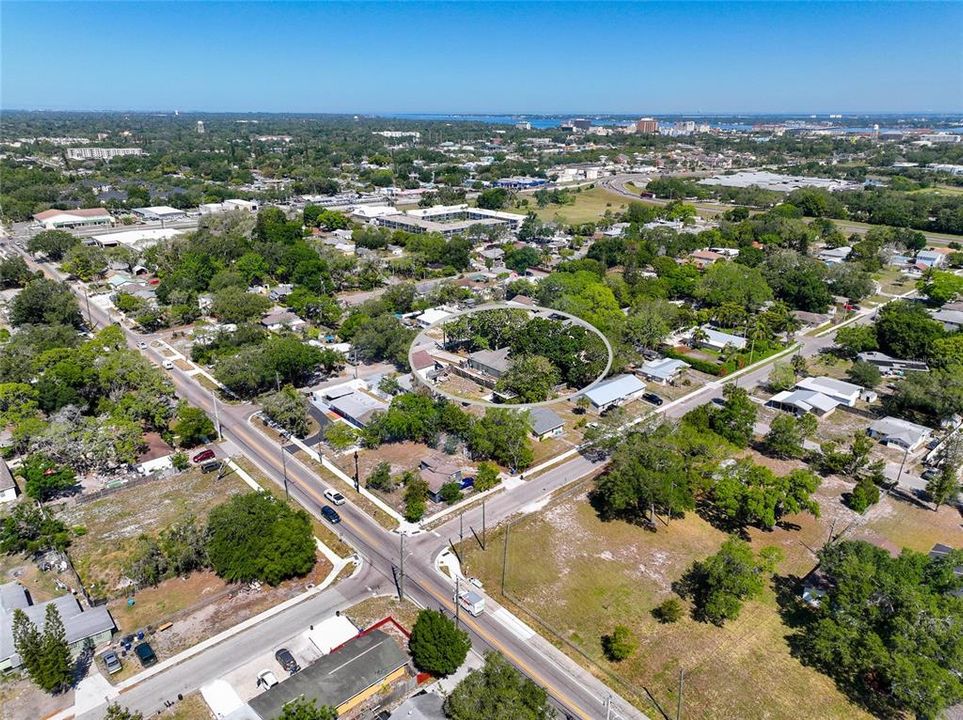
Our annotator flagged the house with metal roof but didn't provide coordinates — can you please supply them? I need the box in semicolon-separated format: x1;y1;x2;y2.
768;388;840;418
856;351;929;374
1;582;115;671
638;357;690;385
0;459;16;503
325;389;388;428
247;629;409;720
794;376;865;407
582;374;646;413
529;407;565;440
868;416;933;452
696;327;747;352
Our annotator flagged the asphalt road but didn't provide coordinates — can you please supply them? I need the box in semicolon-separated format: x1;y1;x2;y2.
8;244;646;720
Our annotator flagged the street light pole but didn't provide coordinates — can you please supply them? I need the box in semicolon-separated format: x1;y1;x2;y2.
280;434;289;500
211;389;222;441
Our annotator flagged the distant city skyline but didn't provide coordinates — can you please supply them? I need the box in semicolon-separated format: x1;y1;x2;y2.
2;2;960;114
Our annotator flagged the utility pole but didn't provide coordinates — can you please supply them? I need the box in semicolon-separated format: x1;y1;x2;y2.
501;521;510;595
82;286;93;328
895;444;910;489
211;389;222;440
459;511;464;543
280;434;289;500
399;533;405;600
481;500;486;549
455;575;460;629
677;668;685;720
353;450;360;491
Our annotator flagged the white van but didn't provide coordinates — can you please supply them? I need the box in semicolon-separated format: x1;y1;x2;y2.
458;589;485;617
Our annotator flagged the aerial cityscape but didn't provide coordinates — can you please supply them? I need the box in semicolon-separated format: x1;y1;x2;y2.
1;3;962;720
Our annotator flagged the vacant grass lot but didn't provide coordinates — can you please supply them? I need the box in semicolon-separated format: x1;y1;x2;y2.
458;465;963;720
515;187;631;225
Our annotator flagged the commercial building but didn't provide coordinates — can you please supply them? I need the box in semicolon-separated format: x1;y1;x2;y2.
868;416;933;452
89;227;183;251
33;207;113;230
377;204;523;237
699;171;858;193
1;583;115;671
636;118;659;134
247;629;409;719
494;176;548;190
131;206;187;222
199;199;259;214
582;374;646;413
66;147;143;161
322;386;388;429
388;693;446;720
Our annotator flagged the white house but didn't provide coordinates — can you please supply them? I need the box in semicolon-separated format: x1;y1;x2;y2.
697;327;747;352
768;388;840;418
794;376;866;407
637;357;690;385
582;374;646;413
817;246;853;266
868;416;933;452
0;460;16;503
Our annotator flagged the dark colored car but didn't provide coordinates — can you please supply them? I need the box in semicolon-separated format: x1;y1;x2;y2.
192;448;215;463
922;468;940;482
321;505;341;524
642;392;664;406
200;460;221;473
134;642;157;668
275;648;301;673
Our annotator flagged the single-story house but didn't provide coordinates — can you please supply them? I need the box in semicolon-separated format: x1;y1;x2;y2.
697;327;747;352
324;388;388;428
582;374;646;413
507;294;534;307
637;357;690;385
268;284;293;302
530;407;565;440
468;347;512;379
916;249;946;268
260;309;307;333
415;308;453;328
1;583;115;671
817;246;853;265
0;459;16;503
856;351;929;374
687;249;724;270
410;349;437;373
932;309;963;333
419;454;465;501
929;544;963;596
768;388;840;418
868;416;933;452
136;432;175;475
795;376;865;407
247;629;408;720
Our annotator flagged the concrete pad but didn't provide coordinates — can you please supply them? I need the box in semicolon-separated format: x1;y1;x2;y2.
74;669;118;715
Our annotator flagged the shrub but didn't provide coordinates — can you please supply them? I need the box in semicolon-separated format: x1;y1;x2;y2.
652;598;684;624
602;625;636;662
846;475;880;513
439;482;463;505
171;452;189;471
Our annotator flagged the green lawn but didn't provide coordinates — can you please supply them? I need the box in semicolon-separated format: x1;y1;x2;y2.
512;187;632;225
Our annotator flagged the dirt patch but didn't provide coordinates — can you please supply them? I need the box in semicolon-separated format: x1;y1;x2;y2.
344;595;421;633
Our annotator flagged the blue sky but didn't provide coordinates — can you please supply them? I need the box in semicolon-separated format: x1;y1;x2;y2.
2;2;960;114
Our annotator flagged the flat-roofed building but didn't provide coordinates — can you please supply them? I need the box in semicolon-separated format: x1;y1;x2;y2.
377;204;523;237
131;206;187;222
66;147;143;161
247;629;409;720
90;227;182;250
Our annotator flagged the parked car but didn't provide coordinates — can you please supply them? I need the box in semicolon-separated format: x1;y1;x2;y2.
137;341;148;350
134;642;157;668
922;468;940;482
323;488;346;506
256;669;279;689
321;505;341;524
192;448;215;463
102;650;122;675
642;392;664;406
274;648;300;673
200;460;221;473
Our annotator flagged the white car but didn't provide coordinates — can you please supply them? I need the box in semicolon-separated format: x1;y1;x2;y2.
323;488;346;506
137;341;148;350
162;360;174;370
256;669;278;689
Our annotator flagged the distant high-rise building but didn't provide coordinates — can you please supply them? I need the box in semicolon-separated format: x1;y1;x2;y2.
636;117;659;134
572;118;592;131
196;121;205;134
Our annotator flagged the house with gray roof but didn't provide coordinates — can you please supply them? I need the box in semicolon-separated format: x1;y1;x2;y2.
388;693;446;720
529;407;565;440
582;374;646;413
326;390;388;429
768;388;840;418
1;582;115;671
638;357;690;385
0;459;16;503
468;347;512;378
868;416;933;452
696;327;747;352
